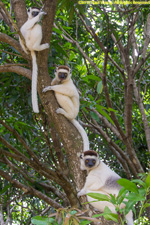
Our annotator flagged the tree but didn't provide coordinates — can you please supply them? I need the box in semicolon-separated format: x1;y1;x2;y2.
0;0;150;224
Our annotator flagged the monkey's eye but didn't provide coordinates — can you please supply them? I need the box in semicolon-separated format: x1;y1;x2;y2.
92;159;96;164
32;11;39;17
85;159;89;164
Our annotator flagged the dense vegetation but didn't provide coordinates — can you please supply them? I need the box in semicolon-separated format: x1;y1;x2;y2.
0;0;150;224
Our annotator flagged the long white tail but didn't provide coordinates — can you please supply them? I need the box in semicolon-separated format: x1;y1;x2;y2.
31;51;39;113
71;119;89;151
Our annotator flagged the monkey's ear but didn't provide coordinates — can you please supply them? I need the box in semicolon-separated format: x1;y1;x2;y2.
54;66;58;76
27;7;31;13
80;154;83;159
69;68;72;76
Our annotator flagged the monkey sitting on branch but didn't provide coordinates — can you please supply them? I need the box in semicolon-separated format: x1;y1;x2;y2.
78;150;134;225
19;7;49;113
43;65;89;152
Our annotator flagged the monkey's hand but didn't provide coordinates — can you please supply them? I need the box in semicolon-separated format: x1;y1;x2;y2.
77;189;86;198
39;11;47;16
39;11;47;21
42;86;52;93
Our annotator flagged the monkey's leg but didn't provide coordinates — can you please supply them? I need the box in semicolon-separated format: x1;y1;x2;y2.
55;94;75;120
125;210;134;225
32;43;49;51
19;37;28;54
55;108;74;120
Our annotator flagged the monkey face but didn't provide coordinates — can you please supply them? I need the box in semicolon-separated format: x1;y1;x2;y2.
58;72;68;81
27;7;40;19
85;158;96;168
55;66;71;82
80;151;100;171
55;68;70;83
32;11;40;17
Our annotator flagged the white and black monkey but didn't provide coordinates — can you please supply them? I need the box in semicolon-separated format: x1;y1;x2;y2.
42;65;89;151
19;7;49;113
78;150;134;225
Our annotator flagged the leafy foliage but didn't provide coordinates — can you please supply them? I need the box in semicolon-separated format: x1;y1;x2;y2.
0;0;150;224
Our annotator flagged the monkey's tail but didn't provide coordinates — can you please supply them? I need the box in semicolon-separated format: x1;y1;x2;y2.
71;119;89;152
31;51;39;113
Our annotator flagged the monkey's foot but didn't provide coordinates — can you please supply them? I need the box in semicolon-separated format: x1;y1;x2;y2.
44;43;50;49
42;86;52;93
56;108;65;115
77;191;82;198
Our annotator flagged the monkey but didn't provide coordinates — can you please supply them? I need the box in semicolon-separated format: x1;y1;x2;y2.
42;65;89;152
19;7;49;113
78;150;134;225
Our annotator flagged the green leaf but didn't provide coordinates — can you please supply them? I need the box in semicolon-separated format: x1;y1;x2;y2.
53;27;63;35
98;207;119;222
97;81;103;94
103;213;119;222
87;193;110;202
70;210;77;215
90;112;99;121
143;202;150;210
104;206;112;213
124;200;136;215
68;6;74;25
96;105;115;125
117;187;128;199
0;184;12;195
79;220;91;225
145;172;150;187
126;193;145;201
31;216;55;225
87;75;101;81
132;179;147;188
109;194;117;204
117;178;139;193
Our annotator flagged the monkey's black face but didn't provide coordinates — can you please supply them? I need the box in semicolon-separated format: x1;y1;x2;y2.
27;7;40;18
58;72;68;81
85;158;96;168
32;11;40;17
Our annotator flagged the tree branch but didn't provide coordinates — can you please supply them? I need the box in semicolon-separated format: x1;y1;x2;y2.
0;169;62;209
0;65;31;79
0;32;28;59
133;79;150;152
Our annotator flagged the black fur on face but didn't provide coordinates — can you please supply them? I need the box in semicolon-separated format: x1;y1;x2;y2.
58;72;68;80
27;7;40;17
85;158;96;168
32;10;40;17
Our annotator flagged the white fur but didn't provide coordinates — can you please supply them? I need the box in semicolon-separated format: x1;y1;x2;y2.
43;67;89;151
19;7;49;113
78;154;134;225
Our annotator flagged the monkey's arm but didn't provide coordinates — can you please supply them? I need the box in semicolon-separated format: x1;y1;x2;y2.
43;85;74;97
77;175;104;197
24;12;46;30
